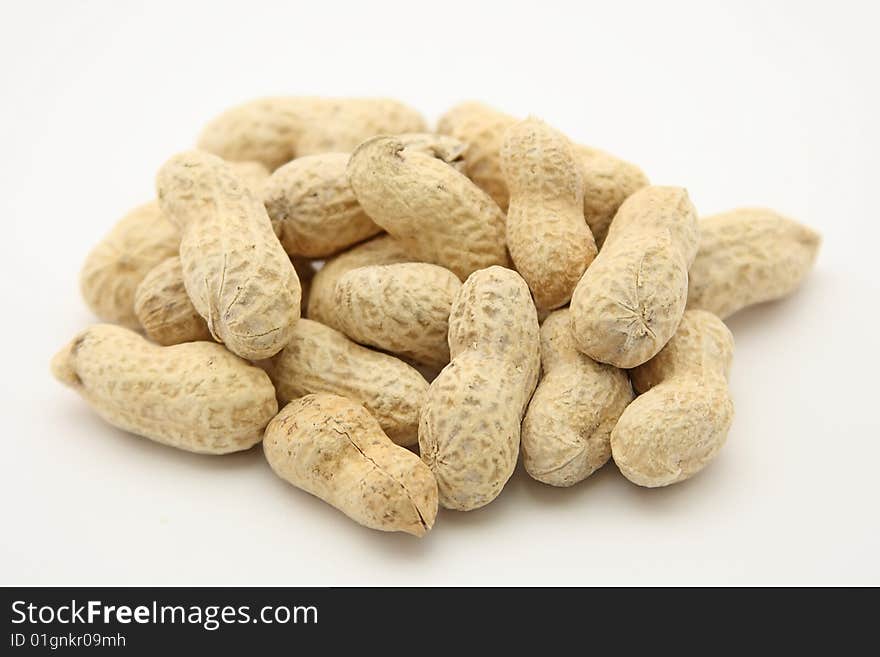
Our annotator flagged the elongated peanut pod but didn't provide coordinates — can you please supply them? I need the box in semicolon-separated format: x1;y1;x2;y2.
267;319;428;447
307;235;413;329
198;97;427;170
134;257;212;346
80;202;179;328
333;263;461;369
419;266;540;511
51;325;277;454
156;150;300;361
612;310;734;487
570;186;699;368
262;153;382;258
522;309;634;486
502;117;597;309
264;394;438;537
687;208;821;318
436;101;647;242
348;136;509;279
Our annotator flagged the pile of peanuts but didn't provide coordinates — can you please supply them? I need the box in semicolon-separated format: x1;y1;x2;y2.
52;98;821;537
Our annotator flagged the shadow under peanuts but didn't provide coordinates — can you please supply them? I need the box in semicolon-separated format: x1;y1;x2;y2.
55;401;265;475
260;454;439;560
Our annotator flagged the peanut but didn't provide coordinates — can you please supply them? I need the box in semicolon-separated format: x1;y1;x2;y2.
156;150;301;360
521;309;634;487
437;101;648;243
611;310;734;487
501;117;598;309
687;208;821;318
51;324;277;454
419;266;540;510
264;394;438;537
332;263;461;369
266;318;428;447
347;136;509;279
570;186;699;368
197;97;427;170
263;152;382;258
308;236;413;329
80;201;179;328
134;256;212;345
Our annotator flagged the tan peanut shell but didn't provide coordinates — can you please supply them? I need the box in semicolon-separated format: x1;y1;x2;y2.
333;263;461;369
263;153;382;258
348;135;509;279
395;132;468;173
436;101;648;243
570;186;699;369
521;309;634;487
264;394;438;537
687;208;821;318
308;236;413;329
612;310;734;487
419;266;540;510
156;150;301;361
267;319;428;446
134;256;212;345
80;201;179;328
51;324;277;454
501;117;597;309
197;97;427;170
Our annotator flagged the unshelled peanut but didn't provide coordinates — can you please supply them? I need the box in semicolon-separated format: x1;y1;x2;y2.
612;310;734;487
264;394;438;537
501;117;597;309
437;101;648;243
419;266;540;510
570;186;699;368
348;136;509;279
198;97;426;170
134;256;212;345
263;153;382;258
522;309;634;487
307;234;413;329
267;319;428;446
157;150;301;360
80;202;179;328
51;324;277;454
687;208;821;318
333;263;461;369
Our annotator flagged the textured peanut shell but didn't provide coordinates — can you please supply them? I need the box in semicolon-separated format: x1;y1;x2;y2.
436;101;648;242
521;309;634;487
501;117;597;309
264;394;438;537
348;136;509;279
51;324;277;454
419;267;540;510
395;132;468;173
612;310;734;487
134;257;212;345
263;153;382;257
333;263;461;369
307;235;413;329
570;186;699;368
198;97;427;170
80;201;179;328
156;150;301;360
687;208;821;319
267;319;428;446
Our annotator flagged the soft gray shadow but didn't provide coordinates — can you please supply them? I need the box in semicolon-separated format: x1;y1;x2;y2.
261;462;436;560
59;403;265;474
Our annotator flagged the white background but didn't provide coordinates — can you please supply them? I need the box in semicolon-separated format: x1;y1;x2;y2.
1;0;878;586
